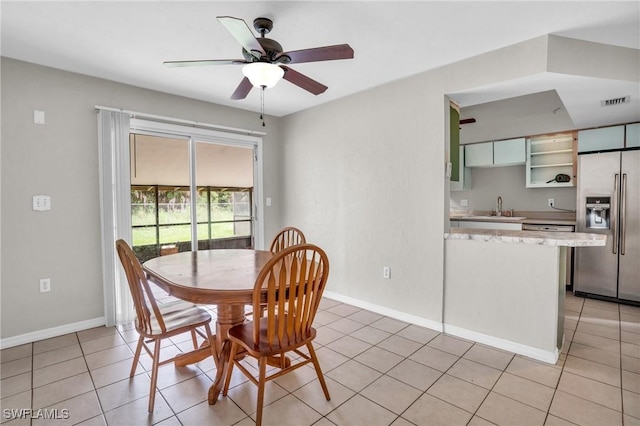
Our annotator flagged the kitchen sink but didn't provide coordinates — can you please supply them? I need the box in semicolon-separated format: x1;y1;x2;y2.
462;215;527;220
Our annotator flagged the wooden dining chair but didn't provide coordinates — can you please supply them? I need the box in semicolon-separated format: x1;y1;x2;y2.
244;226;307;318
115;239;217;412
222;244;330;426
269;226;306;253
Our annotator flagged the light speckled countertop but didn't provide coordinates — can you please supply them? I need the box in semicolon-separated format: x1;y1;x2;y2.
444;228;606;247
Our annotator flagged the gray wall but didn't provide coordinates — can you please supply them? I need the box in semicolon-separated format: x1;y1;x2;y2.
450;166;577;213
458;90;575;145
2;33;636;342
279;34;634;324
1;58;284;339
279;35;552;323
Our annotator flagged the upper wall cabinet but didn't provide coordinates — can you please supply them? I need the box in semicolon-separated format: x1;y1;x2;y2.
626;123;640;148
577;125;624;153
526;132;576;188
465;142;493;167
494;138;526;165
464;137;526;168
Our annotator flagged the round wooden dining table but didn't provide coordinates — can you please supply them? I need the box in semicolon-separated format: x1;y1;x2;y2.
142;249;273;405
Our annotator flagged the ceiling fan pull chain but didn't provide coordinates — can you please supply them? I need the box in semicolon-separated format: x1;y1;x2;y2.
260;86;266;127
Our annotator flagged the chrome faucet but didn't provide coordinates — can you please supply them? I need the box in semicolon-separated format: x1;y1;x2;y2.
497;196;503;216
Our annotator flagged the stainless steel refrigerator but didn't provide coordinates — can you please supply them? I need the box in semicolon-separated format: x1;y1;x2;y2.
575;150;640;303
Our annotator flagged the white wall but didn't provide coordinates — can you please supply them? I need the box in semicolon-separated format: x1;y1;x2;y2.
0;58;284;339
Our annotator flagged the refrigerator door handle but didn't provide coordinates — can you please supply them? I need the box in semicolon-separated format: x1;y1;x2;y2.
621;173;627;255
613;173;619;254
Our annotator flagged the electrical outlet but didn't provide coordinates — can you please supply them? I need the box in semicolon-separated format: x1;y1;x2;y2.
39;278;51;293
383;266;391;279
548;198;555;207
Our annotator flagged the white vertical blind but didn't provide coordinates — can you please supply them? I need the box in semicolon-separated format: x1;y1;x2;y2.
97;109;134;325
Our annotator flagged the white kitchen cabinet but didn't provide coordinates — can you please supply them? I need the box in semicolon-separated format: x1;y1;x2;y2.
626;123;640;148
494;138;526;165
526;132;575;188
464;142;493;167
577;125;624;153
465;138;525;168
451;146;472;191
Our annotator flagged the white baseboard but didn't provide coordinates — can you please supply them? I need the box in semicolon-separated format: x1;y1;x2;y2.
323;291;444;333
444;323;560;364
321;292;559;365
0;317;106;349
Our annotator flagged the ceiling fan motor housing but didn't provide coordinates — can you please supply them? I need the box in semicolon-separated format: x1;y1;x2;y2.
242;38;288;63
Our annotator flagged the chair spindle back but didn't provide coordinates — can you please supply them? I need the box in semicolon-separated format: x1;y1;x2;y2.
269;226;306;254
254;244;329;347
115;239;167;334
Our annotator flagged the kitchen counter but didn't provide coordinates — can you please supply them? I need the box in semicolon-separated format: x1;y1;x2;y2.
445;228;605;247
443;228;604;364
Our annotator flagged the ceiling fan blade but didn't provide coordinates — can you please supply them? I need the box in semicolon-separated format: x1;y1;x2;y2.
279;44;354;64
230;77;253;100
217;16;265;59
281;66;328;95
164;59;246;67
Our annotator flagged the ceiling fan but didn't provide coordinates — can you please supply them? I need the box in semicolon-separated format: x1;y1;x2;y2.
164;16;354;100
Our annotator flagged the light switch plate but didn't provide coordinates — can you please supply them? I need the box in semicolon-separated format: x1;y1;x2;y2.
34;110;45;124
33;195;51;211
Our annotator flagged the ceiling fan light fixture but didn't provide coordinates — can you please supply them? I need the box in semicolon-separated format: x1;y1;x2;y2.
242;62;284;89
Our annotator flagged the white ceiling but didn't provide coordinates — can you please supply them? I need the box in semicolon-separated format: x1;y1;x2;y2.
2;1;639;127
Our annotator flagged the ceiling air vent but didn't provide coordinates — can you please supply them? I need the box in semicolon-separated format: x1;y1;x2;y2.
601;96;630;107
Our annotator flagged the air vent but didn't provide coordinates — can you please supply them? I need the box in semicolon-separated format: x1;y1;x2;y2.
601;96;630;107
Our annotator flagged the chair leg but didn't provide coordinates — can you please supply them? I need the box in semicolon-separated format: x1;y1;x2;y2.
222;342;239;396
255;357;267;426
148;338;162;412
130;335;144;377
307;343;330;400
190;329;198;349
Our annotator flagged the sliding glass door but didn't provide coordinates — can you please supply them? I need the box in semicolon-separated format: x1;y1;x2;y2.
129;120;261;262
98;110;263;326
129;131;256;262
196;141;254;250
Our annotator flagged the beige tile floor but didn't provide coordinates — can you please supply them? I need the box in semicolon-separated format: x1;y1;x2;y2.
1;292;639;425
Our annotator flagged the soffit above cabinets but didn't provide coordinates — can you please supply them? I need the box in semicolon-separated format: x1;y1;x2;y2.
457;91;574;145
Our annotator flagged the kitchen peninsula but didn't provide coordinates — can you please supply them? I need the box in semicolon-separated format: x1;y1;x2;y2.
443;228;605;364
